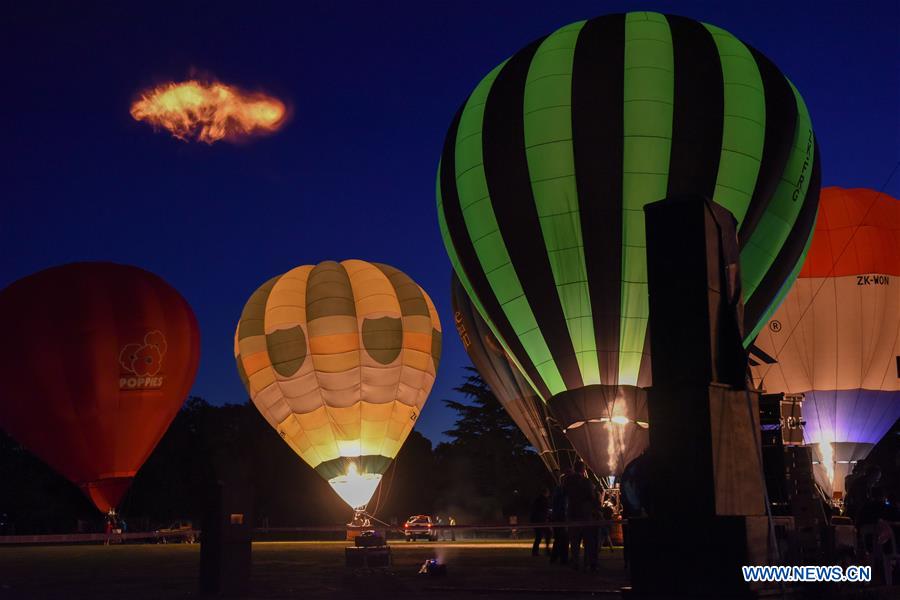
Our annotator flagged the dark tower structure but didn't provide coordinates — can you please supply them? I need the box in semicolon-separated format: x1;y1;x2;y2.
627;197;771;597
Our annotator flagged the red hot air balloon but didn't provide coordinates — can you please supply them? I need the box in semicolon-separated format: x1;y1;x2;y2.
0;263;200;513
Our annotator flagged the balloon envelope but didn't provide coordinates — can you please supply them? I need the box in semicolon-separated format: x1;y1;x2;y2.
234;260;442;509
751;188;900;494
451;272;575;473
0;263;200;513
437;11;819;476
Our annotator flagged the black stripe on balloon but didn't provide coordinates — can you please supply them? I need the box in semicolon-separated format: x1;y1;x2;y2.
372;262;428;317
665;14;723;200
636;324;653;388
440;104;552;399
745;140;820;331
748;343;777;365
481;36;585;393
572;14;626;386
738;47;799;249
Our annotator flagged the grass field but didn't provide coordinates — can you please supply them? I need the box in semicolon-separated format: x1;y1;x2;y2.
0;540;627;599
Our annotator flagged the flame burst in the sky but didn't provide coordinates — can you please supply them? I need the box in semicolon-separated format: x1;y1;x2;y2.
130;79;286;143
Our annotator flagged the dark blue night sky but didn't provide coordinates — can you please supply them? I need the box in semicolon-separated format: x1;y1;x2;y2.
2;1;898;443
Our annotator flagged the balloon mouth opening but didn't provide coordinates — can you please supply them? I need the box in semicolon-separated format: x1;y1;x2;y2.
80;477;134;514
565;416;649;432
550;384;650;433
327;463;382;510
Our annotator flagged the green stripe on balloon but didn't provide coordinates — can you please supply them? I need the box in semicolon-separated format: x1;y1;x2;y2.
523;20;601;388
485;37;585;391
744;207;816;344
456;58;566;396
737;45;799;286
704;23;765;223
438;164;488;338
741;78;816;303
744;139;820;334
619;11;674;385
440;108;551;400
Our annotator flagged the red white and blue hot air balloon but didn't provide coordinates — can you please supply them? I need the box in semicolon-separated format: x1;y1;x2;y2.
751;188;899;497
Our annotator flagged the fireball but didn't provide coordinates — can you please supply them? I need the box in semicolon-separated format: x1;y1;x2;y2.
131;79;286;143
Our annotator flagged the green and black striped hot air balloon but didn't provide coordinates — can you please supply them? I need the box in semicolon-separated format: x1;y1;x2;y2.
437;12;820;477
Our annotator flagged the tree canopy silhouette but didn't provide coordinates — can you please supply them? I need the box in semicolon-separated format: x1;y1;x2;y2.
433;368;549;522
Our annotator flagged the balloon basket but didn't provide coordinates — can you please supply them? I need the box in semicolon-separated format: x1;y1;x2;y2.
345;508;390;568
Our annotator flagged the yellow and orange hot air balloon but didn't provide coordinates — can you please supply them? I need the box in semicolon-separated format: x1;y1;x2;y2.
234;260;441;510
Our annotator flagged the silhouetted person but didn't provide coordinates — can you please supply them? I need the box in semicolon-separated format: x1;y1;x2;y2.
884;492;900;522
531;487;551;556
550;469;570;565
582;489;601;571
599;500;615;552
104;515;113;545
844;461;864;517
620;451;651;570
858;487;889;532
566;460;596;570
857;486;896;585
846;464;881;523
435;515;445;541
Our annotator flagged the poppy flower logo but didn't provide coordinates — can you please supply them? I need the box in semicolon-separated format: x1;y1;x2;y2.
119;330;167;377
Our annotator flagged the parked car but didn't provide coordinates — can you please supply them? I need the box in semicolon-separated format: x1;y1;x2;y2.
156;520;196;544
403;515;437;541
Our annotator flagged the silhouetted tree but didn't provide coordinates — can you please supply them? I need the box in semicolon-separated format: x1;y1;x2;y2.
0;429;93;533
434;368;547;522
